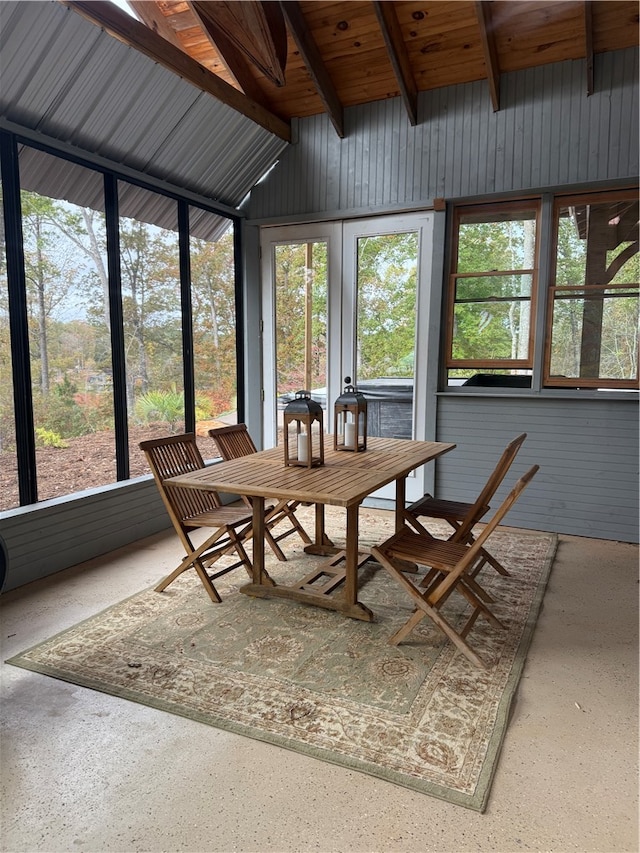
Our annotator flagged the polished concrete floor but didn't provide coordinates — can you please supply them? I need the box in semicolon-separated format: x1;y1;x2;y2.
0;523;638;853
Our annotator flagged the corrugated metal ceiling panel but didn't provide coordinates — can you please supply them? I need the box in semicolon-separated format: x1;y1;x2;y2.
17;147;105;212
0;0;288;212
14;144;232;241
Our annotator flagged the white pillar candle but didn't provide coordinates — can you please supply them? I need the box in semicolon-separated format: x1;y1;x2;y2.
297;432;309;463
344;422;356;448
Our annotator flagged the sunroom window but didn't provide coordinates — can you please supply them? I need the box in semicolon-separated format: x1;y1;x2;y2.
446;202;538;386
0;134;241;510
544;190;639;389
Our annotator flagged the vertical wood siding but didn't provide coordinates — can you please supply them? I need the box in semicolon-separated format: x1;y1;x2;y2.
434;396;639;542
0;480;169;592
249;48;638;219
246;46;639;546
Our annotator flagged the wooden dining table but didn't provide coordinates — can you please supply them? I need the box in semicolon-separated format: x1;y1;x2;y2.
166;436;455;621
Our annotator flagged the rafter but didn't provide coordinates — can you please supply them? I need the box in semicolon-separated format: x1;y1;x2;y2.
372;1;417;126
475;1;500;112
190;1;287;87
279;0;344;138
127;1;182;49
60;0;291;141
188;2;266;103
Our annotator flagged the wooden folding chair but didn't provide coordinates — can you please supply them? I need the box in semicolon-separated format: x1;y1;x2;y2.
208;424;312;561
404;433;527;577
140;433;254;603
371;465;539;668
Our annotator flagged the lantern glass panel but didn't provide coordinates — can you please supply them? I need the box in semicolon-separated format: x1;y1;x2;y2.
333;379;367;452
283;392;324;467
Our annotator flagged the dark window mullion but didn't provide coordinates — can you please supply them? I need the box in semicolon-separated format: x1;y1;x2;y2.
0;131;37;505
233;223;245;424
178;201;195;433
455;296;530;305
104;174;129;480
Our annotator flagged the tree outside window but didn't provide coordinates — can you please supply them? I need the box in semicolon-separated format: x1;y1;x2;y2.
545;190;639;389
0;141;240;510
446;202;538;384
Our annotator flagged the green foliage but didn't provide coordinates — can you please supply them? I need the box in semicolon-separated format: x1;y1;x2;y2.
35;427;68;449
274;241;328;395
39;375;92;439
0;306;16;453
452;216;536;364
135;389;228;431
356;232;418;380
135;389;185;432
274;232;421;392
190;230;239;409
12;192;239;452
549;206;639;380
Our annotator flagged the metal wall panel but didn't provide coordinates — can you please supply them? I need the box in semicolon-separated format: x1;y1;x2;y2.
248;48;639;219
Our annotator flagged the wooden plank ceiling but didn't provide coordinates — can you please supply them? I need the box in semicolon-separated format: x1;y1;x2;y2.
65;1;639;140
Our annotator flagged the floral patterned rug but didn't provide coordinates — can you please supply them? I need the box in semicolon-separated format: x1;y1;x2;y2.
7;508;557;811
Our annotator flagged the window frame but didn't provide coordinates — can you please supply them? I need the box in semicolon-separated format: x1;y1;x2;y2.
0;129;245;508
445;199;541;375
543;188;639;390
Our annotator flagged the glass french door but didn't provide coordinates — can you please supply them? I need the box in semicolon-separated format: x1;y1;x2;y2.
342;214;433;500
261;213;434;502
261;223;341;450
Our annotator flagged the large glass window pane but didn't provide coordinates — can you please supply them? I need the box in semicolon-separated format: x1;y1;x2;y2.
452;274;533;361
457;209;536;273
274;241;328;442
19;148;115;502
189;212;238;459
548;288;639;381
546;192;639;388
3;147;242;504
0;179;19;510
447;203;538;384
118;184;183;473
356;231;418;440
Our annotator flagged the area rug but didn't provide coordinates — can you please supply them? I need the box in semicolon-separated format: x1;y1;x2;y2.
7;508;557;812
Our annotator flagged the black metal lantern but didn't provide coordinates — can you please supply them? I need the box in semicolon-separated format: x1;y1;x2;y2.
283;391;325;468
333;377;367;452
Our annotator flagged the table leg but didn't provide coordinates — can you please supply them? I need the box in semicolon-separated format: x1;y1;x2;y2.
344;503;359;606
315;503;326;546
395;476;406;531
252;496;266;585
304;503;335;555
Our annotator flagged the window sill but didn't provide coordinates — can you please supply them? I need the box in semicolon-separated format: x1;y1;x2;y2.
438;387;639;401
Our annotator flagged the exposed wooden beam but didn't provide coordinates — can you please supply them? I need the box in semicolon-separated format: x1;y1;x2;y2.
279;0;344;138
188;1;266;103
190;1;287;87
584;0;594;96
475;1;500;112
127;1;182;49
372;1;417;126
60;1;291;141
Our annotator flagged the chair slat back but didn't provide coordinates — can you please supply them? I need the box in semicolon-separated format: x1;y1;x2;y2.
169;483;221;521
209;424;257;460
458;433;527;536
140;433;221;524
433;465;539;602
